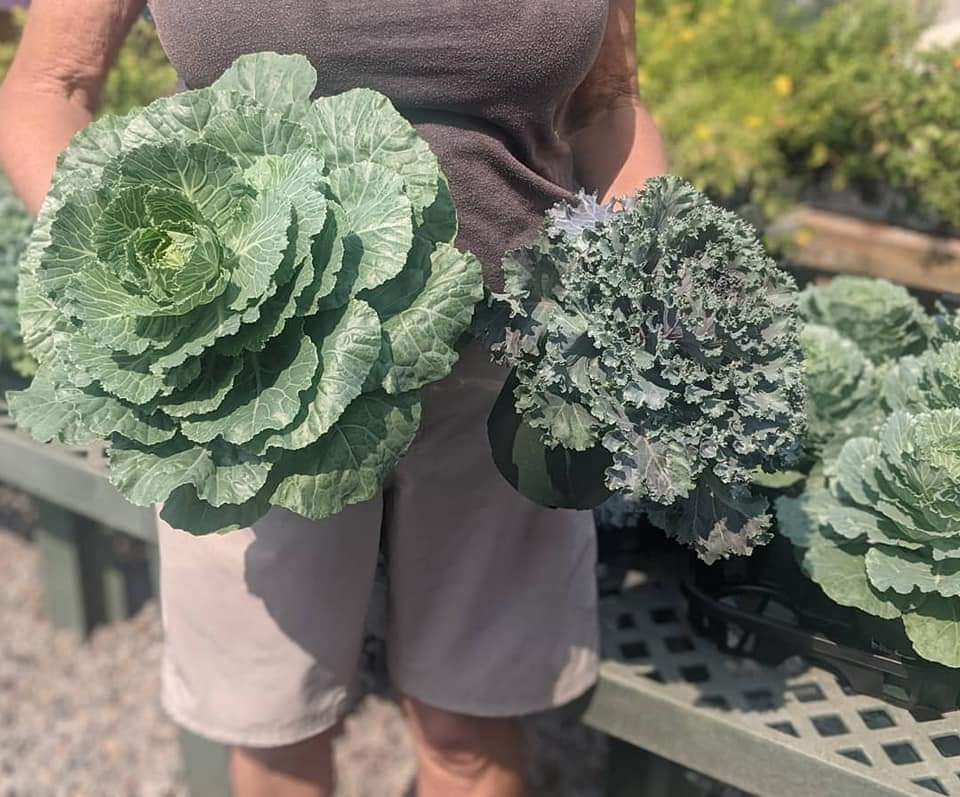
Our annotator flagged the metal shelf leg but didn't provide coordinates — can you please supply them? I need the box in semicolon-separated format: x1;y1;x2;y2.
178;730;232;797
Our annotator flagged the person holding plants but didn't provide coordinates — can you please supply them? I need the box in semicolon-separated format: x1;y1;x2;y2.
0;1;666;794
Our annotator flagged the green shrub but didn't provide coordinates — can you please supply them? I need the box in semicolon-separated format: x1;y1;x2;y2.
635;0;945;223
867;47;960;229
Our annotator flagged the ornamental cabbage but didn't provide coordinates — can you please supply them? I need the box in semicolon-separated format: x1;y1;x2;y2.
0;175;33;376
777;410;960;668
487;177;806;563
882;341;960;415
9;52;483;534
799;323;878;457
798;275;933;364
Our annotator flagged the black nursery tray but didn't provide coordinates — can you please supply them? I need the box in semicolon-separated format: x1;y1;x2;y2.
684;546;960;715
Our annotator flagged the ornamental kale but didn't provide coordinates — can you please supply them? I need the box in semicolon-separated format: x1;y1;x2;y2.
777;410;960;668
9;52;483;534
488;177;806;563
0;175;33;376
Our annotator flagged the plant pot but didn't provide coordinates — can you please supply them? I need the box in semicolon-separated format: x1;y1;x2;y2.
487;370;612;510
770;205;960;295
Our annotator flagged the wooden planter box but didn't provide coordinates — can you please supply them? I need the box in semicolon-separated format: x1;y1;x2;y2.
770;206;960;295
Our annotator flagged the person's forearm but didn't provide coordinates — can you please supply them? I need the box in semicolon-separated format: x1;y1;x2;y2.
570;99;668;203
0;0;145;215
0;85;93;215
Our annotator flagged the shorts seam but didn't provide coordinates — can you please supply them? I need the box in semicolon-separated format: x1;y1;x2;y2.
389;657;599;718
161;691;353;748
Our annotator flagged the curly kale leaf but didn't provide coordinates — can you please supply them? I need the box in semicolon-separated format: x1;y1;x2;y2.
489;176;806;562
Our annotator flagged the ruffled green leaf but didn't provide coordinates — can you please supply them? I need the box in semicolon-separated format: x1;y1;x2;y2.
201;103;313;169
270;391;421;519
903;597;960;668
160;355;245;418
650;478;773;564
160;483;272;535
7;372;175;447
318;163;413;304
866;546;960;597
367;243;482;394
244;150;328;267
109;436;273;507
61;332;196;405
222;189;294;310
802;533;903;620
211;52;318;116
179;321;319;445
244;300;381;454
311;88;440;220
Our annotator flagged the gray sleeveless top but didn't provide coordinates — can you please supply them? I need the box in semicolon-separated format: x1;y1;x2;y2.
145;1;609;288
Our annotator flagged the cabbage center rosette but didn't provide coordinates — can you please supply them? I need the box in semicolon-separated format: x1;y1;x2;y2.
8;52;483;534
486;177;806;563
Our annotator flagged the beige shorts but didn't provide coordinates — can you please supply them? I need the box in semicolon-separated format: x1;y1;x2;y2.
157;344;599;747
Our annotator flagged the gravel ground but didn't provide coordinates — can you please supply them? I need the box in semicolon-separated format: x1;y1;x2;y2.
0;488;605;797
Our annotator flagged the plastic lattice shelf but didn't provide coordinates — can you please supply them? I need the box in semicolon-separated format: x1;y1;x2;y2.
584;561;960;797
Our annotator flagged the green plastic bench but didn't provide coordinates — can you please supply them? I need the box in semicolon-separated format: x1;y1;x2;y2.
584;558;960;797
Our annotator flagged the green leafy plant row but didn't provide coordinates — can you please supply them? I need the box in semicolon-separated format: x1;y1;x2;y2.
775;276;960;667
636;0;960;229
0;175;32;377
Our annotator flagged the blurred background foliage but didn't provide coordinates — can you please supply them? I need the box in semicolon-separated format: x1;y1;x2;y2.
0;9;176;115
635;0;960;231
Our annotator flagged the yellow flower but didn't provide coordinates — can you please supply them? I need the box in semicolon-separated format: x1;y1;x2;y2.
744;114;764;130
793;229;814;248
679;28;697;43
694;124;713;142
809;142;830;168
773;74;794;97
